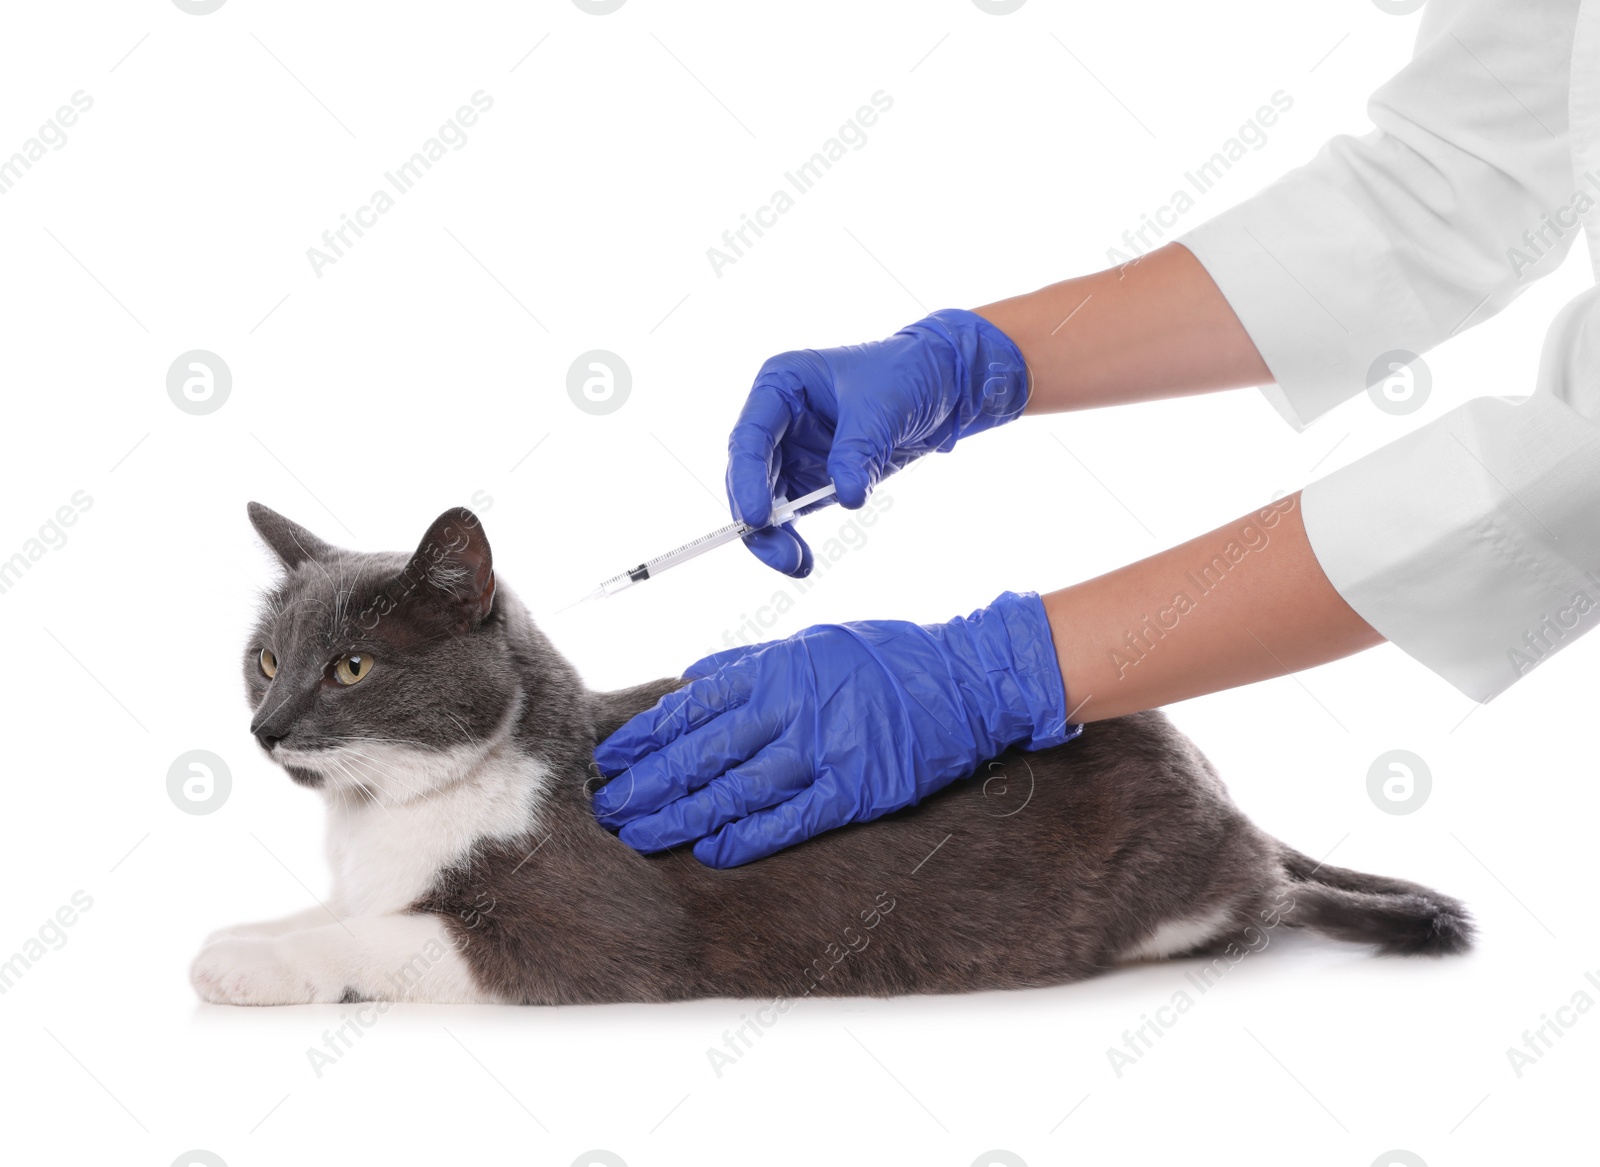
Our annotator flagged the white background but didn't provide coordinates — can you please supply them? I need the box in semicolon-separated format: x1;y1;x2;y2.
0;1;1594;1164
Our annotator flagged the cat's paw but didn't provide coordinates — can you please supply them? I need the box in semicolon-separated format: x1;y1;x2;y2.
190;937;322;1005
200;924;252;948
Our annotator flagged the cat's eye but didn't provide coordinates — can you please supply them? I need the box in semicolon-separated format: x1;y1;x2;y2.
259;648;277;679
333;653;375;686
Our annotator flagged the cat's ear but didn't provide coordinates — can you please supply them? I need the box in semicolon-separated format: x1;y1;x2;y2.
248;502;334;569
404;507;495;629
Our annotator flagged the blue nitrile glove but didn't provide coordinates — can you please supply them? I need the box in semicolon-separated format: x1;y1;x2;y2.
592;590;1081;868
728;308;1030;577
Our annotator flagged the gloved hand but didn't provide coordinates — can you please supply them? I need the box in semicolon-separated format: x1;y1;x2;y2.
592;590;1081;868
728;308;1030;577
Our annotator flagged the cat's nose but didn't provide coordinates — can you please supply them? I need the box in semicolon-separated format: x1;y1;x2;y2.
251;708;297;751
252;688;311;751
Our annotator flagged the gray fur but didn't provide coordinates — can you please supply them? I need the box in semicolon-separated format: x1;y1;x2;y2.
244;503;1474;1004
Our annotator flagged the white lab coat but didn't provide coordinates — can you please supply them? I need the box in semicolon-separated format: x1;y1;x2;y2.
1178;0;1600;703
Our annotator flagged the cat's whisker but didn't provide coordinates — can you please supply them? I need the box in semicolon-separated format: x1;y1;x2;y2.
342;763;396;817
441;711;484;750
318;750;365;791
275;592;331;617
342;775;379;811
339;748;415;788
334;735;431;745
325;741;450;799
333;558;354;640
325;754;372;802
338;746;433;803
342;764;393;816
300;546;339;602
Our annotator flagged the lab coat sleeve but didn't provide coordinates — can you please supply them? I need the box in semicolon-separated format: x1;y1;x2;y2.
1301;371;1600;703
1176;0;1582;430
1176;0;1600;702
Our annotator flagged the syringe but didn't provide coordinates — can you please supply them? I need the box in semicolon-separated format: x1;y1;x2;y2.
566;482;838;607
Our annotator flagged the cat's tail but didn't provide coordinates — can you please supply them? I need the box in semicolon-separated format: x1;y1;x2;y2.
1277;847;1474;956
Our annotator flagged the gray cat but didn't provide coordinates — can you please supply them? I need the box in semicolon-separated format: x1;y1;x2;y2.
190;504;1472;1006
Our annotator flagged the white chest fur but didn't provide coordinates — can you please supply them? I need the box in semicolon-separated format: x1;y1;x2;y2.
322;742;549;917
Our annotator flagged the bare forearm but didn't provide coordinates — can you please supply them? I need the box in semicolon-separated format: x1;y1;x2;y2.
1043;493;1384;721
976;242;1272;413
975;246;1378;714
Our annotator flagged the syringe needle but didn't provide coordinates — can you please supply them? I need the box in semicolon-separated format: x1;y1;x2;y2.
554;587;604;615
564;481;839;609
